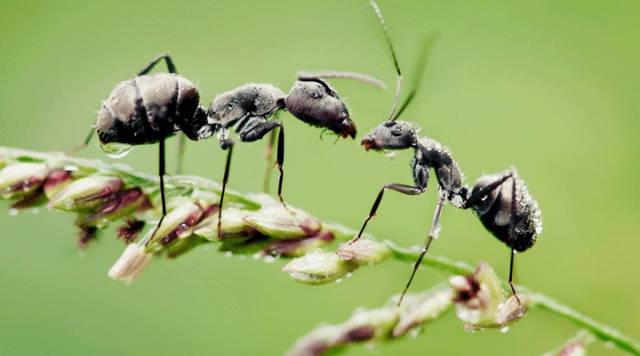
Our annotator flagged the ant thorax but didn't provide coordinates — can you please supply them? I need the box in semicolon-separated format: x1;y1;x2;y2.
208;83;286;128
414;137;464;195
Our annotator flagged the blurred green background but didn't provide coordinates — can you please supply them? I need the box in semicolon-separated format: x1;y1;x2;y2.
1;0;639;354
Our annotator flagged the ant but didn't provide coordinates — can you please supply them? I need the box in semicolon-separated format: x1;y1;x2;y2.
207;71;386;238
94;53;212;244
353;1;542;306
89;52;384;244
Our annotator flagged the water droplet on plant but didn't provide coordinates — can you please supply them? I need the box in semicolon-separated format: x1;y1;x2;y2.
100;142;133;159
346;272;352;278
263;255;276;264
252;252;261;260
30;208;39;214
335;278;343;284
8;208;18;216
500;326;509;333
224;251;233;258
409;327;422;339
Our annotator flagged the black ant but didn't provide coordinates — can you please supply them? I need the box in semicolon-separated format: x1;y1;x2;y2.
93;54;212;244
353;1;542;306
207;71;385;238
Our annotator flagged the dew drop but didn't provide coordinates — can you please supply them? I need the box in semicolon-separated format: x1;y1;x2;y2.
263;255;277;264
8;208;18;216
335;278;343;284
252;252;261;260
224;251;233;258
409;327;422;339
346;272;353;278
500;326;509;333
100;142;133;159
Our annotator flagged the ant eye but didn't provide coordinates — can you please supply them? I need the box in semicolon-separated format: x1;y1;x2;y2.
391;126;403;136
309;91;322;99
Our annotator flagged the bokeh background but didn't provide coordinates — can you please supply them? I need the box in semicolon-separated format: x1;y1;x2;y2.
1;0;638;355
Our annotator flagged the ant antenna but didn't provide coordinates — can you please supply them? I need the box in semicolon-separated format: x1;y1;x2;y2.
370;0;403;122
393;34;437;120
297;71;387;90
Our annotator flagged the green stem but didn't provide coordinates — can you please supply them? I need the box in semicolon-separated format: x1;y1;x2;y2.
2;146;638;355
384;241;640;355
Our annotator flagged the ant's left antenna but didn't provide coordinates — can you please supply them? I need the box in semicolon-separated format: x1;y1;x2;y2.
370;0;403;122
393;33;437;120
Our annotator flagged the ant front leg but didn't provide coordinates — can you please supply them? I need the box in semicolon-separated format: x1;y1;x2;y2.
137;53;177;75
237;117;285;204
351;183;425;244
216;129;235;240
145;138;168;245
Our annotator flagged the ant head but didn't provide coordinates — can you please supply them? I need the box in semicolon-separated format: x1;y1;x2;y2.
285;79;356;139
360;120;417;151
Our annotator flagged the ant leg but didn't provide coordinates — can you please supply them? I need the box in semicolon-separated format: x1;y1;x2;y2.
138;53;177;75
67;126;95;155
237;117;284;203
175;133;186;174
462;170;515;209
145;138;168;245
262;130;277;193
351;183;425;244
507;172;522;304
217;141;234;240
397;188;447;306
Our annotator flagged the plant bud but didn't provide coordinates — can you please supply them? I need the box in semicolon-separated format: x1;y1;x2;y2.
108;243;152;283
450;262;528;329
145;199;205;250
0;163;49;199
76;188;149;228
42;169;74;199
392;287;454;337
193;207;252;240
336;239;391;265
47;176;123;211
283;250;353;284
264;231;334;257
245;205;322;239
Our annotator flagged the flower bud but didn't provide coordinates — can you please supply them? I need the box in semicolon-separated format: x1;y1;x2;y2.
76;188;149;228
145;199;205;251
450;262;528;329
108;243;152;283
245;205;322;239
42;169;74;199
392;287;454;337
283;250;354;284
0;163;49;199
287;307;399;356
193;207;252;240
48;176;123;211
336;239;391;266
264;231;334;257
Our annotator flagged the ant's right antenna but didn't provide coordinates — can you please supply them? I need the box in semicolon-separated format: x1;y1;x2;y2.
370;0;403;122
393;34;437;120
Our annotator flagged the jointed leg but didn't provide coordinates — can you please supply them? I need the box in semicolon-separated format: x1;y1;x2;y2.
397;188;447;306
138;53;177;75
351;183;425;244
507;173;521;304
217;141;234;240
262;129;277;193
145;138;168;245
67;127;96;155
462;170;515;209
275;126;285;205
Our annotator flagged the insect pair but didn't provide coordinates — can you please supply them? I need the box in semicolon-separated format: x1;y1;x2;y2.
350;1;542;306
89;52;385;245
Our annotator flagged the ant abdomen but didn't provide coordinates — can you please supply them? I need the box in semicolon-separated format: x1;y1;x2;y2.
207;84;285;128
469;172;542;252
96;73;204;144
